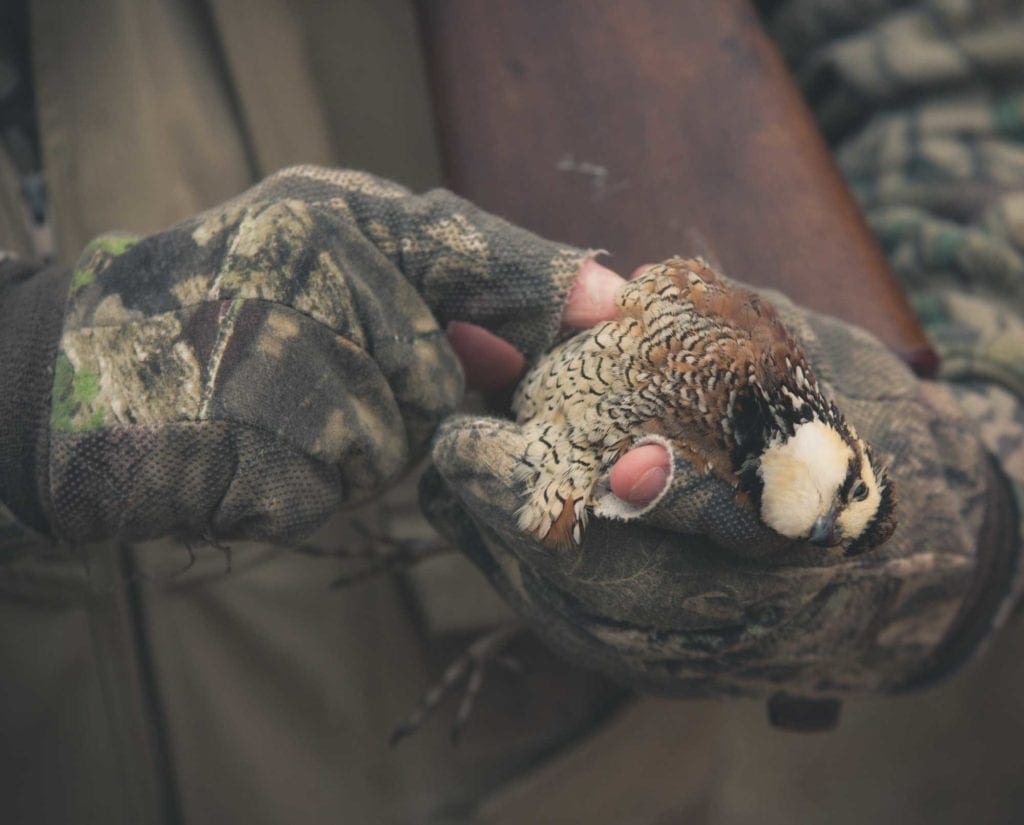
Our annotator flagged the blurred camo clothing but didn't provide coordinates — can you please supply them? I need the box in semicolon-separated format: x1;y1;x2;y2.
769;0;1024;502
1;3;1024;825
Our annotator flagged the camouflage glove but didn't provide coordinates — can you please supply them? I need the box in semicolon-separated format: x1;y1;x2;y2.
0;166;587;545
421;286;1021;714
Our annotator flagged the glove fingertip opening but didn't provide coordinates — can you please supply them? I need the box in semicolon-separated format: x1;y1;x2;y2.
591;435;676;522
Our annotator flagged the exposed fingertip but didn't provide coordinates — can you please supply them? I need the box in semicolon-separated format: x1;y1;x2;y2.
609;443;672;506
626;465;670;506
562;257;625;329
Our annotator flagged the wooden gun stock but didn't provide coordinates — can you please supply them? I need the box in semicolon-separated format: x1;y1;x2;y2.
419;0;938;376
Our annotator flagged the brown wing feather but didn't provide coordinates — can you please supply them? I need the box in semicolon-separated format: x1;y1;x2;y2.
673;258;814;393
542;495;580;550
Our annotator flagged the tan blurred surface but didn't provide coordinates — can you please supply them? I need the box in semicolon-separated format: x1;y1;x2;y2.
708;620;1024;825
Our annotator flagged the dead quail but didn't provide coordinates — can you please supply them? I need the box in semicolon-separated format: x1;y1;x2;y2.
512;257;896;554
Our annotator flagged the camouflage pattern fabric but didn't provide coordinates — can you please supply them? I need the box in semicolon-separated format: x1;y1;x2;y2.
420;0;1024;697
0;166;587;543
769;0;1024;620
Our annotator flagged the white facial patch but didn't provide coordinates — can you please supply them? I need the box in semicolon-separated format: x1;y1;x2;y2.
758;420;854;540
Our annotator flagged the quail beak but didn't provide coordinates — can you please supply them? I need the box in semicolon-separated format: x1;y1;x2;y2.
808;512;842;547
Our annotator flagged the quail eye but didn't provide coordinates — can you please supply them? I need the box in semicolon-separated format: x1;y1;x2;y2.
851;480;869;502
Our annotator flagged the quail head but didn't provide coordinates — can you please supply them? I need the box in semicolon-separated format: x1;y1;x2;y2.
513;257;896;553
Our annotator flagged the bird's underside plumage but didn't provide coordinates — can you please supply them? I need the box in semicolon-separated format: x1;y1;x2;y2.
513;257;895;552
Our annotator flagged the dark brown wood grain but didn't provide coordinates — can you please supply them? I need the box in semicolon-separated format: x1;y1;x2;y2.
419;0;938;376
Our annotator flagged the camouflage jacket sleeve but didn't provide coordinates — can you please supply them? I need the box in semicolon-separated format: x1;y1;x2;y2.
768;0;1024;619
0;168;589;547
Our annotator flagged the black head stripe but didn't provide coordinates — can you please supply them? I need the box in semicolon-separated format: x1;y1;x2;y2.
738;458;764;508
845;474;897;556
839;452;860;500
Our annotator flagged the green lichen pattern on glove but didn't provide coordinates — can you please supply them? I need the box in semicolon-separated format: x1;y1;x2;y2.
42;166;586;543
